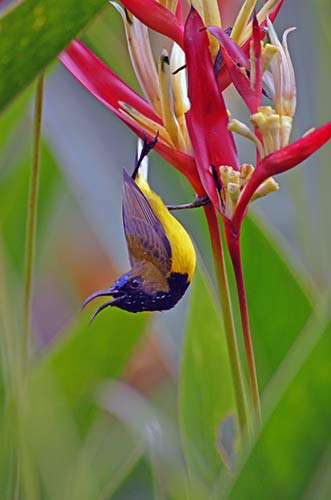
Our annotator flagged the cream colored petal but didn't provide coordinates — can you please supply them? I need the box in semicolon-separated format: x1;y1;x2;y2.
282;27;296;116
111;2;162;117
266;18;284;113
240;0;279;45
251;177;279;201
189;0;203;18
201;0;222;58
262;43;278;73
170;44;192;153
231;0;258;43
267;18;297;117
170;43;189;118
228;119;265;157
158;50;186;151
160;0;178;13
263;69;276;97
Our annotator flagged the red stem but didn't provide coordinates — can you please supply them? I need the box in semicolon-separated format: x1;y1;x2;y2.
224;219;261;422
204;205;249;434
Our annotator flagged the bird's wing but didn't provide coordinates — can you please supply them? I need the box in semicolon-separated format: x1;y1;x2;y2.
122;170;172;276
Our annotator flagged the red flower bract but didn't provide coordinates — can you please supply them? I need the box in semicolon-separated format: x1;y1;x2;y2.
184;8;239;208
232;122;331;231
119;0;184;49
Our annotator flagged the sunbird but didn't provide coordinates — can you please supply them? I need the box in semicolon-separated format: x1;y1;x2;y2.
83;137;208;321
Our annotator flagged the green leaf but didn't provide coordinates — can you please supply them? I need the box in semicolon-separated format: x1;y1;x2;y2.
239;215;314;391
0;0;106;112
0;142;60;277
179;267;235;494
33;308;148;431
0;88;30;155
99;380;190;500
25;375;146;500
0;243;17;500
219;315;331;500
27;309;148;497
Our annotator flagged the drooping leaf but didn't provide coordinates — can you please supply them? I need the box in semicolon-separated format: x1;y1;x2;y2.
0;0;107;112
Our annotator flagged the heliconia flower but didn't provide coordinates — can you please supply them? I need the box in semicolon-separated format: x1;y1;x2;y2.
60;0;330;233
60;0;282;198
206;14;331;233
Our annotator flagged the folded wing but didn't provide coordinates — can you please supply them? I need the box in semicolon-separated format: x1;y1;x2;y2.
122;170;172;276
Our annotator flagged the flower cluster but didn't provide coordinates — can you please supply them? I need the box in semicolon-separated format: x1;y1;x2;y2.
60;0;331;236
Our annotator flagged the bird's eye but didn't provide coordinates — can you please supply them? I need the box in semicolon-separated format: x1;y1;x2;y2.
130;277;141;289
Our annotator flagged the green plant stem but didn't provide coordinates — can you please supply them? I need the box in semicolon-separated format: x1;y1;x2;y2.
22;73;44;373
14;73;45;500
204;205;248;435
225;223;261;423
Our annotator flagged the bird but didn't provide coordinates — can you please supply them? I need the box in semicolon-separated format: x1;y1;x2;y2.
82;136;198;321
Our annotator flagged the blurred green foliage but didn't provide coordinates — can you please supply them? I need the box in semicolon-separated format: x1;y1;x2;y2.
0;0;106;111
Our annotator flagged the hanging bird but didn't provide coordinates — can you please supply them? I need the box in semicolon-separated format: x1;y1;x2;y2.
82;136;205;321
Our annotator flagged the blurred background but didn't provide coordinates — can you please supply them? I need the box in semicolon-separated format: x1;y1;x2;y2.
0;0;330;498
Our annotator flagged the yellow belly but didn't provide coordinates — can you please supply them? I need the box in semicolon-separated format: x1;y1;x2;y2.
136;174;196;281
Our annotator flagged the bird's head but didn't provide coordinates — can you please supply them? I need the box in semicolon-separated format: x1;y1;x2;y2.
82;262;171;319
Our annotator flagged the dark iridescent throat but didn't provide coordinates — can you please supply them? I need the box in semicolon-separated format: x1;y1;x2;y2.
119;272;190;313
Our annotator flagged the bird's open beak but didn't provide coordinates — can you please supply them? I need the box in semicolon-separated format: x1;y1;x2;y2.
82;286;125;323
